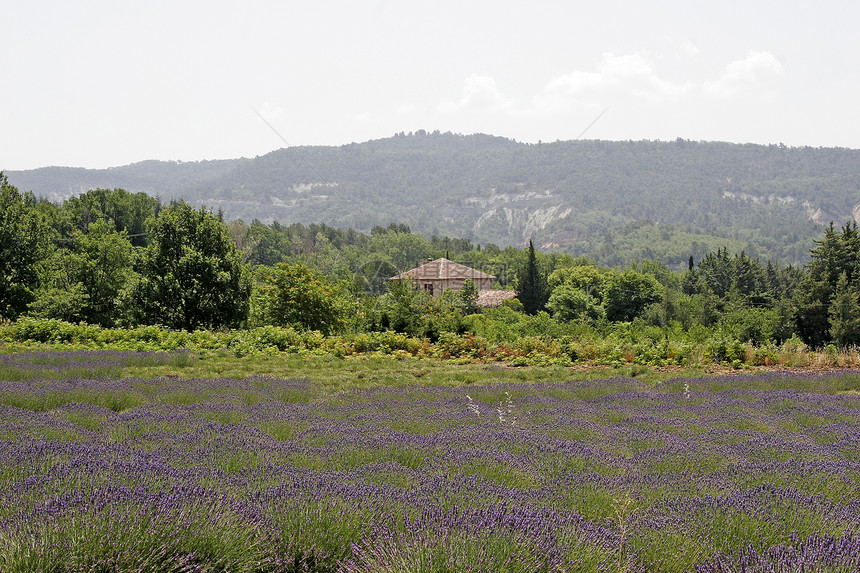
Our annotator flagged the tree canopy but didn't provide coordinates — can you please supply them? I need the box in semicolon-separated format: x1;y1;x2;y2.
0;174;53;320
517;240;548;315
252;262;348;335
130;202;250;330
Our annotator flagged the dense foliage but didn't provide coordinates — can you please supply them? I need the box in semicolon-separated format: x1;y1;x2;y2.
517;240;549;315
128;201;251;330
4;173;860;357
251;262;349;335
0;174;52;319
9;134;860;267
29;220;134;325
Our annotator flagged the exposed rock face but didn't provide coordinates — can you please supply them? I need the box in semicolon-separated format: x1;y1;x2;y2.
7;135;860;261
473;205;573;241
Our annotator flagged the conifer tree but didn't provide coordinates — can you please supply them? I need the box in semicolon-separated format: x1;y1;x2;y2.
829;272;860;348
797;221;860;346
517;240;548;315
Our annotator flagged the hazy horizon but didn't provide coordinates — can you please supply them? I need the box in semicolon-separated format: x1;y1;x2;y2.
7;131;860;173
4;0;859;170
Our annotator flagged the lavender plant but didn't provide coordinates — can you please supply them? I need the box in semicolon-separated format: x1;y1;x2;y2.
0;353;858;571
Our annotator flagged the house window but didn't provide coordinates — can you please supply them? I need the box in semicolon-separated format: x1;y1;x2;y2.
423;283;434;295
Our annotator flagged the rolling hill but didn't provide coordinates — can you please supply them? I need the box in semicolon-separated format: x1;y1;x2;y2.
7;132;860;267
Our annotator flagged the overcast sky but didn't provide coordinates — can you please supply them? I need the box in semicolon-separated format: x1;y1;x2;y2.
2;0;858;170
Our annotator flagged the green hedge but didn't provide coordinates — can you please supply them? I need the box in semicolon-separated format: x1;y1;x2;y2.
0;317;827;368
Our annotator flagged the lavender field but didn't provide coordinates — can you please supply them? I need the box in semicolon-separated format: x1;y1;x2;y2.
1;351;859;572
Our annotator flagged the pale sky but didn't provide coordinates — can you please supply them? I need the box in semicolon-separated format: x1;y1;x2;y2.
2;0;858;170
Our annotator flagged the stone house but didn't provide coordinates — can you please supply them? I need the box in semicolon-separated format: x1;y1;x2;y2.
390;258;495;297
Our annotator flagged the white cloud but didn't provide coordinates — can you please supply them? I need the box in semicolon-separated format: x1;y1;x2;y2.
427;49;787;143
438;74;514;114
703;50;785;98
354;111;375;123
680;40;699;58
536;52;691;111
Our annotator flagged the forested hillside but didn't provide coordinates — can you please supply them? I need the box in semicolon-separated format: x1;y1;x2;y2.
6;158;247;205
8;172;860;359
8;132;860;267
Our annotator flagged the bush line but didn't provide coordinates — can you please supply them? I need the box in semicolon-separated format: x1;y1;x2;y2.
3;317;857;369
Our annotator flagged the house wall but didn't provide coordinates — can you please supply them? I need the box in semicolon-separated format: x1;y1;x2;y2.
418;277;493;296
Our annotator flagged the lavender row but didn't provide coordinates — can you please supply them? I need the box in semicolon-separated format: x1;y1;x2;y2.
0;349;187;383
1;369;858;571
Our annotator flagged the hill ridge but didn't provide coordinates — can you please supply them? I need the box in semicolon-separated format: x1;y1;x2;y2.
6;133;860;266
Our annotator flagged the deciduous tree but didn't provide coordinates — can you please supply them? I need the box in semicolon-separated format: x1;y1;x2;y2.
603;270;662;322
0;174;53;319
253;262;348;335
31;220;134;326
546;284;605;323
131;202;250;330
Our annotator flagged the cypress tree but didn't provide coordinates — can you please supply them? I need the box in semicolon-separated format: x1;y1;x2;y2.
517;240;548;315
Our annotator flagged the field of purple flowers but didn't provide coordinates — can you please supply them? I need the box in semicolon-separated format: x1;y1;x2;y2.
1;351;859;572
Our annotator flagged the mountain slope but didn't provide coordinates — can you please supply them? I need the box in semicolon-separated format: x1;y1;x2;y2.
177;133;859;264
7;132;860;266
6;158;248;204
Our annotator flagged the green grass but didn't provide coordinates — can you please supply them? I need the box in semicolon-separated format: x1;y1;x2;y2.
0;340;715;390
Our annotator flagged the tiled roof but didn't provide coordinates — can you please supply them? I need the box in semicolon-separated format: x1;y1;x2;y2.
477;289;518;307
390;258;495;281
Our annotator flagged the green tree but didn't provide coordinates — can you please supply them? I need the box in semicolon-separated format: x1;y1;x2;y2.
27;283;90;323
718;306;785;344
547;264;612;304
807;223;842;287
383;278;430;336
828;272;860;348
131;202;250;330
356;259;399;295
731;251;765;300
31;220;134;326
457;278;480;315
796;222;860;346
369;230;434;271
244;220;290;266
546;284;605;323
517;240;548;315
603;270;663;322
793;276;831;348
252;262;348;335
0;174;53;319
697;248;734;298
60;188;158;246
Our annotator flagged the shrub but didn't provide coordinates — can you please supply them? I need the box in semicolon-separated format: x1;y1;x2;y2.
252;262;350;335
434;333;489;360
706;334;747;365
